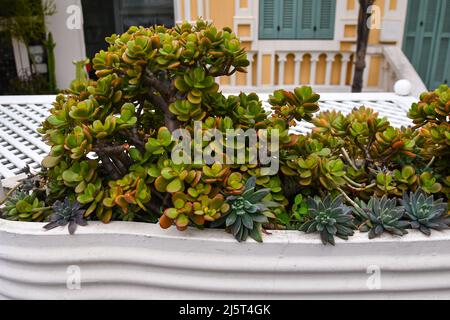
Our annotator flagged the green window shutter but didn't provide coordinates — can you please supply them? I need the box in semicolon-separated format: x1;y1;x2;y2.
417;0;440;85
297;0;315;39
260;0;336;40
314;0;336;39
297;0;335;39
403;0;421;65
428;0;450;90
278;0;297;39
259;0;278;39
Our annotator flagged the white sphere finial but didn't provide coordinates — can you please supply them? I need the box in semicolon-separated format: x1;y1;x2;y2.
394;79;412;96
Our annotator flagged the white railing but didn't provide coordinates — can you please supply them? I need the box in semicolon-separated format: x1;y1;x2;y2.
382;46;427;98
222;46;427;96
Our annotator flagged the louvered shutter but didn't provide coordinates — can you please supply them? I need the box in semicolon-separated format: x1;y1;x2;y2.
297;0;315;39
314;0;336;39
428;0;450;89
403;0;421;65
278;0;297;39
417;0;440;85
259;0;278;39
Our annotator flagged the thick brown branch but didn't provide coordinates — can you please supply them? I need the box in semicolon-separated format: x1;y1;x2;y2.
352;0;375;93
147;199;163;215
119;127;145;153
144;70;176;102
98;155;122;180
146;90;182;132
93;143;128;155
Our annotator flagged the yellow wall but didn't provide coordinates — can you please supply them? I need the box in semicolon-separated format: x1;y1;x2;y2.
209;0;235;30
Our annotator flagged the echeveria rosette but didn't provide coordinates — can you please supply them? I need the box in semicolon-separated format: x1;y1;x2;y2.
355;196;409;239
213;176;280;242
400;189;449;236
299;195;356;246
43;198;87;235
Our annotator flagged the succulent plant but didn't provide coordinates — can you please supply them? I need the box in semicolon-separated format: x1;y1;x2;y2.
43;198;87;234
299;195;355;246
400;189;449;235
144;127;173;156
419;172;442;194
152;159;199;194
375;172;398;197
1;191;49;222
213;176;279;242
160;192;193;231
393;165;418;192
25;17;449;243
356;196;409;239
408;85;450;127
174;67;219;104
269;86;320;124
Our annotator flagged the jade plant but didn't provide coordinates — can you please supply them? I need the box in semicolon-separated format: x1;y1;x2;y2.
0;20;449;243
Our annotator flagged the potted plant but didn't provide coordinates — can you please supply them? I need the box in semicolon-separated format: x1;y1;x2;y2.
1;20;449;299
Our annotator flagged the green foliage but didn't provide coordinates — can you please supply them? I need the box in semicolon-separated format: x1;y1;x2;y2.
0;0;55;45
1;191;49;222
299;195;355;245
3;18;446;244
43;198;87;234
269;86;320;124
401;189;449;236
356;196;409;239
213;177;279;242
408;85;450;127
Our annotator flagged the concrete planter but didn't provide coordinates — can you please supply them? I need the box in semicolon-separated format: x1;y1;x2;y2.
0;218;450;299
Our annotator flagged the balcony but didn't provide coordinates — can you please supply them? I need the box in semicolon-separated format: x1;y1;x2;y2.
221;46;427;98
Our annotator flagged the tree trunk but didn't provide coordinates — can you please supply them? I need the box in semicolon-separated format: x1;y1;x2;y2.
352;0;375;93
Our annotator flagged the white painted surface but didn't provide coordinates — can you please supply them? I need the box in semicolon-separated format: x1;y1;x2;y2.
0;219;450;299
0;99;51;178
383;46;427;98
11;38;31;78
45;0;87;90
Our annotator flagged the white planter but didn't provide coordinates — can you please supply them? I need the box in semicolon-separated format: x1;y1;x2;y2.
1;218;450;300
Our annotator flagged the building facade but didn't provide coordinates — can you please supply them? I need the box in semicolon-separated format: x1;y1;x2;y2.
6;0;448;95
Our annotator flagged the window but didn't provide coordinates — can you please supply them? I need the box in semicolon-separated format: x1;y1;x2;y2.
113;0;175;33
259;0;336;40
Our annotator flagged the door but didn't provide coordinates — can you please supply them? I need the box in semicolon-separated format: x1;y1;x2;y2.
82;0;116;61
403;0;450;89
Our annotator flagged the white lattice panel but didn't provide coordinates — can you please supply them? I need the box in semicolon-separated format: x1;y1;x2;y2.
0;97;52;178
0;93;416;179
